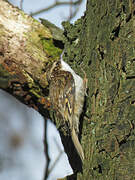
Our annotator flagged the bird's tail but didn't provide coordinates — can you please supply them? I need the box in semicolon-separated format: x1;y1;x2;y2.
71;128;84;161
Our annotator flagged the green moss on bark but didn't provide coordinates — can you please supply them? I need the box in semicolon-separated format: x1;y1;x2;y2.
0;64;15;88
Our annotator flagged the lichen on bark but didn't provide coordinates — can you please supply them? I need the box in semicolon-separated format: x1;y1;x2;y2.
0;0;62;116
61;0;135;179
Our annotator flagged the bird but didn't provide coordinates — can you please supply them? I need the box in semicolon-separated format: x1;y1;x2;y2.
47;55;85;161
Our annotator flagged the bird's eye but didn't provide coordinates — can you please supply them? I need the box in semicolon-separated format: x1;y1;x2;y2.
53;61;61;71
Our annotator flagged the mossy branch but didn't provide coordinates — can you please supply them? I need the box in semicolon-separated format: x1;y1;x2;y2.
0;0;63;117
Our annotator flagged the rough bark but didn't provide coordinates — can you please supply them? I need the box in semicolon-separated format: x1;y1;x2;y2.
1;0;135;180
64;0;135;179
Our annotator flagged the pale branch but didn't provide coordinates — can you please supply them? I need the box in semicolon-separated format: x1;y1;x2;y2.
0;0;62;117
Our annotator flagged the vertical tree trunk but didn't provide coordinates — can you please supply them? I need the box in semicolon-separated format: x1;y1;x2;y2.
62;0;135;179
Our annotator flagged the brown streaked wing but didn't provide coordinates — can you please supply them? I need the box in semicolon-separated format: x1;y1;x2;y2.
49;70;75;129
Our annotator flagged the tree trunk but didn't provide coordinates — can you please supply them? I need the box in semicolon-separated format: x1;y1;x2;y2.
65;0;135;179
1;0;135;180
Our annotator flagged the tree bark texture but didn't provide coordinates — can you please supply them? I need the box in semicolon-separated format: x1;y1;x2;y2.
1;0;135;180
63;0;135;179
